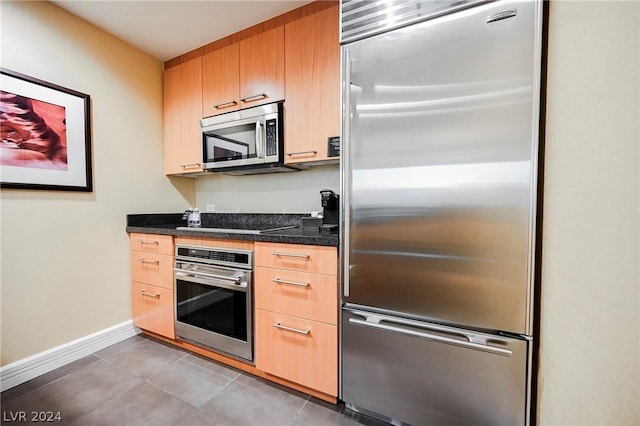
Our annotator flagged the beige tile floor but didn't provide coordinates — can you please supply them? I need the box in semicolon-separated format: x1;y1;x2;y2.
1;335;386;426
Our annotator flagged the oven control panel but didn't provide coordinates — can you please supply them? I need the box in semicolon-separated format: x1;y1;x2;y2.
176;245;253;270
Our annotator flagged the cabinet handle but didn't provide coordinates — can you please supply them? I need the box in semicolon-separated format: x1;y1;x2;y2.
180;163;201;169
272;251;310;259
240;93;267;103
139;290;160;299
137;239;159;245
272;278;310;287
214;100;238;109
273;322;310;335
138;258;160;265
286;150;317;157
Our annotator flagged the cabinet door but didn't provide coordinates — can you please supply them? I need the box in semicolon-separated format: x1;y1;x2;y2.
255;267;338;325
255;242;338;275
130;233;173;255
239;26;285;108
285;6;340;164
256;309;337;396
132;282;175;339
130;252;174;289
164;57;203;175
202;43;240;117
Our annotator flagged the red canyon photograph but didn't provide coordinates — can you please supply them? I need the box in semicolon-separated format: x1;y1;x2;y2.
0;90;68;170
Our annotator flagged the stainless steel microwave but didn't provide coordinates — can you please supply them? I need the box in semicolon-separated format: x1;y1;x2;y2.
201;102;299;175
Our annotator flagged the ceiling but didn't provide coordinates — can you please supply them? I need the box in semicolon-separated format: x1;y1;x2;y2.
51;0;315;62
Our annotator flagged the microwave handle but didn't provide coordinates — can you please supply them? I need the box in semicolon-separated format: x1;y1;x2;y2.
255;121;264;158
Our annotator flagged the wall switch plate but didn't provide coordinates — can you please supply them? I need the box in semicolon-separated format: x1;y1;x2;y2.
205;204;215;212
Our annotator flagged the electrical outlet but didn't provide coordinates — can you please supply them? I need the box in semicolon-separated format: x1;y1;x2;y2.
205;204;216;212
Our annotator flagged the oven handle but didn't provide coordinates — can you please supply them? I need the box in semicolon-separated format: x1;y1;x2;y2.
175;269;248;291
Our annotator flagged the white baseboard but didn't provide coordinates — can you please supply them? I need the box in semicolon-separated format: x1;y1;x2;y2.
1;320;140;391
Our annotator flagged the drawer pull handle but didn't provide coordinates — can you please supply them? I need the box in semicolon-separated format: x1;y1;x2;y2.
214;100;238;109
139;290;160;299
137;240;159;245
272;278;310;287
273;322;310;335
180;163;201;169
286;150;317;157
138;259;160;265
241;93;268;103
272;251;310;259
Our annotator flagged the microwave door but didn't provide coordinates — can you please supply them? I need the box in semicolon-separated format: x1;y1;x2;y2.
204;118;265;168
212;134;250;161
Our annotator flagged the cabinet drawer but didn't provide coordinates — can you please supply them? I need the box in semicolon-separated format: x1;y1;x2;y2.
256;309;337;396
130;233;173;255
255;242;337;275
131;282;175;339
130;252;173;289
255;267;338;325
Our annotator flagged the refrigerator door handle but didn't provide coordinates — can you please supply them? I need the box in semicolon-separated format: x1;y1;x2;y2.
342;47;352;298
348;312;513;357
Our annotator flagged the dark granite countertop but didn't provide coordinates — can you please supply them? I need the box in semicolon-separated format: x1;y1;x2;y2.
126;213;339;247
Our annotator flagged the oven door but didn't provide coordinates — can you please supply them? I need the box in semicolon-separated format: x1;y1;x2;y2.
174;262;253;362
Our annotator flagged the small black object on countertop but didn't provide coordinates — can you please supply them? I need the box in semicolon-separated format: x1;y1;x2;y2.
126;212;339;247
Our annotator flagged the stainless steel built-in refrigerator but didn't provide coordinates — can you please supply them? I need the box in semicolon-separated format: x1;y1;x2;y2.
340;1;544;424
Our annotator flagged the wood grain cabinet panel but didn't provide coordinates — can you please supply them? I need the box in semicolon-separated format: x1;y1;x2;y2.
255;242;338;275
129;233;174;255
284;5;340;165
240;26;285;108
131;282;175;339
255;241;338;397
164;57;203;175
130;252;173;289
255;266;338;325
130;233;175;339
202;43;240;117
256;309;337;396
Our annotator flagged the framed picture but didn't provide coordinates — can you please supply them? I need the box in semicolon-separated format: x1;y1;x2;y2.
0;68;92;191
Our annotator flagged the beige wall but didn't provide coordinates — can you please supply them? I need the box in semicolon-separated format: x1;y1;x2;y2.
539;1;639;425
196;165;340;213
0;1;194;365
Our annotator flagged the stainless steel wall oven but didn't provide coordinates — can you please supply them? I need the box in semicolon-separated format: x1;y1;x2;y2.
174;245;254;362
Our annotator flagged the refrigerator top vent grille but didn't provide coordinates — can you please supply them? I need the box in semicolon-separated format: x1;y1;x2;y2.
340;0;488;43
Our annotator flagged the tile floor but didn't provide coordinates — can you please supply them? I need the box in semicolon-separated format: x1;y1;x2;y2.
1;335;387;426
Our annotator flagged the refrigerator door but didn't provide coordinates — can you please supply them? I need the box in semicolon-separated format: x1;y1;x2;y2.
342;0;542;335
342;308;530;426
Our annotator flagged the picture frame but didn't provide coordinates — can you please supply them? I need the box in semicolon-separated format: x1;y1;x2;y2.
0;68;92;192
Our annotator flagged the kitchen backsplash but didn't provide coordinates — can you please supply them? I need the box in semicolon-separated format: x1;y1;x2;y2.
196;164;339;213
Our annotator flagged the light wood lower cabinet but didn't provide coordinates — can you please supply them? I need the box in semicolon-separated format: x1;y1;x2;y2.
255;241;338;397
130;233;175;339
131;281;175;339
128;234;339;399
255;267;338;325
256;309;337;396
255;242;337;275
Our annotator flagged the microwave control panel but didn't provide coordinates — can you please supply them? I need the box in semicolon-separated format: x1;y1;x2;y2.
265;119;277;156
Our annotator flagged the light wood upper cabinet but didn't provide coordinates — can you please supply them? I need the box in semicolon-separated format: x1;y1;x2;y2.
202;43;240;116
284;6;340;165
202;27;285;118
240;26;285;108
164;57;203;175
